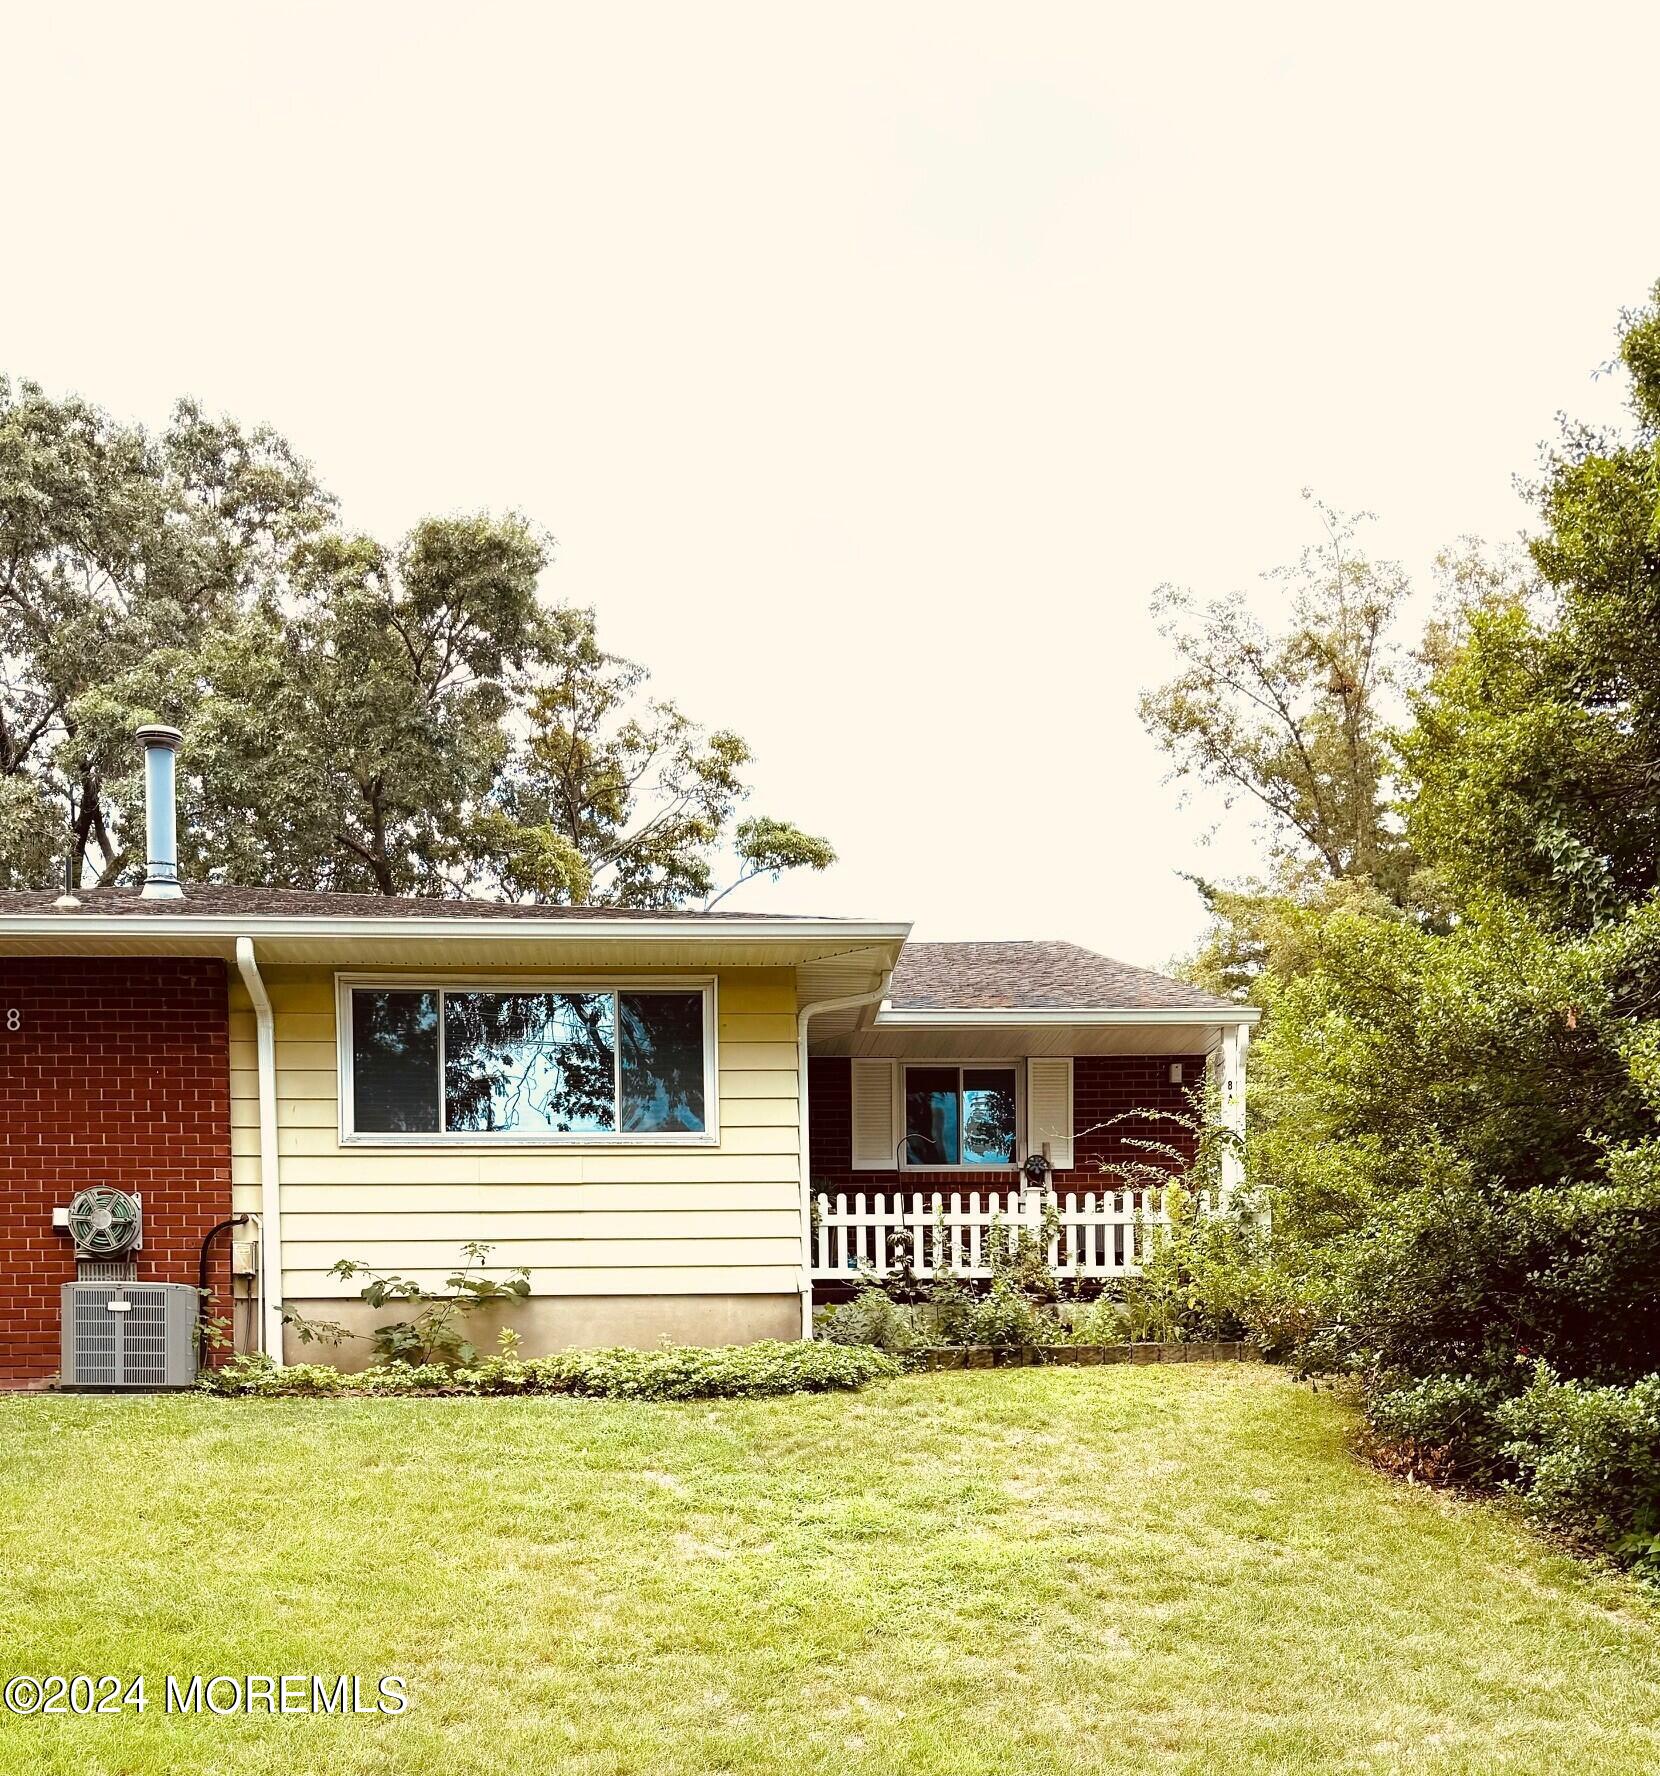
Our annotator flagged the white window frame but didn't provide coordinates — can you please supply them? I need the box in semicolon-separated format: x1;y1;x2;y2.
335;972;720;1148
897;1059;1025;1173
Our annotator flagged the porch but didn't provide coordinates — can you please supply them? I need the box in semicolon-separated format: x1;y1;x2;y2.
799;940;1258;1309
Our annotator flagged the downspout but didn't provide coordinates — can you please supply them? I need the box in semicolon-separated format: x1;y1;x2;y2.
234;937;284;1358
796;970;894;1340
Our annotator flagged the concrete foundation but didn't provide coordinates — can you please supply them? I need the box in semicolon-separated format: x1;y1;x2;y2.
277;1293;802;1368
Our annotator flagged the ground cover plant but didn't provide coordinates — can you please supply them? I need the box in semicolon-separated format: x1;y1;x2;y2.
202;1338;899;1400
2;1366;1657;1776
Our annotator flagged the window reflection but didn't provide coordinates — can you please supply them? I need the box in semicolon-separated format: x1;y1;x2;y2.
962;1068;1017;1164
443;992;617;1134
901;1065;1018;1167
620;992;706;1132
349;984;714;1138
904;1066;961;1165
351;990;440;1133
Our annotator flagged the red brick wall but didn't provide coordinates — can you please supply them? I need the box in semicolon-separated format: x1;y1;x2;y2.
808;1053;1206;1196
0;958;234;1385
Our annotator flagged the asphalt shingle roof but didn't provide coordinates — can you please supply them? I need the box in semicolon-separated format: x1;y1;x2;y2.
0;890;1238;1012
0;885;807;921
889;940;1235;1013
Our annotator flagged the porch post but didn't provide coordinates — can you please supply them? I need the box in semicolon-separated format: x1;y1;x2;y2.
1219;1021;1248;1201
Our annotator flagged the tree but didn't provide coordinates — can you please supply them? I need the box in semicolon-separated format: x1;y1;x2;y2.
1140;495;1412;902
474;604;835;908
1402;284;1660;931
0;379;331;887
1;377;836;909
1146;285;1660;1410
184;515;547;895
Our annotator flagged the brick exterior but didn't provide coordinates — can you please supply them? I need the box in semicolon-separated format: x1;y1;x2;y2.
0;958;234;1386
807;1053;1206;1196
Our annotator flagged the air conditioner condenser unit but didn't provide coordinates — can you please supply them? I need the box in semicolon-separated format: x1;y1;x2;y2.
60;1281;198;1390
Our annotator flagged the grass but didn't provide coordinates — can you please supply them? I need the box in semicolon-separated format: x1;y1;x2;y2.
0;1365;1657;1775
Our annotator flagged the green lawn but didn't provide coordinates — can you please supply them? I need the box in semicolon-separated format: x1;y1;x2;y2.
1;1365;1657;1775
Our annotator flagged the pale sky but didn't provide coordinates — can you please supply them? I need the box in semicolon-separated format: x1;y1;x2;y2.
3;3;1656;966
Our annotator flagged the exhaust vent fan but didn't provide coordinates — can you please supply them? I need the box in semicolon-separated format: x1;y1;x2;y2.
64;1188;142;1259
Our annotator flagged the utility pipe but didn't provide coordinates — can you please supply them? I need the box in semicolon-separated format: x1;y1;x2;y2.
234;937;284;1357
134;725;184;900
196;1213;248;1363
795;970;893;1340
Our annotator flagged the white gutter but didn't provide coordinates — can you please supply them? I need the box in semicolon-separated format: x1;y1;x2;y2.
874;1005;1262;1027
796;972;894;1340
234;937;284;1358
0;912;912;945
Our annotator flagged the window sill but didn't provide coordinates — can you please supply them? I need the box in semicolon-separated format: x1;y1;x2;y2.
339;1130;721;1149
863;1165;1024;1176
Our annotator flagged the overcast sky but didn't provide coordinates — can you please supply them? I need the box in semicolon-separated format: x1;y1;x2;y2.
3;3;1656;964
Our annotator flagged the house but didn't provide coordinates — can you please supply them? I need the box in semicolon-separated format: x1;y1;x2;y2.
0;729;1256;1385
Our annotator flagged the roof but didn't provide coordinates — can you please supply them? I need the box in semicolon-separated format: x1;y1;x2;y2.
0;885;816;922
888;940;1236;1013
0;889;1246;1017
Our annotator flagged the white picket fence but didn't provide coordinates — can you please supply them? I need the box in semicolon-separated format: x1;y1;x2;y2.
810;1187;1186;1281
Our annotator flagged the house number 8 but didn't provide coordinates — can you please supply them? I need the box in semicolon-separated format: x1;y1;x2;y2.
5;1010;18;1032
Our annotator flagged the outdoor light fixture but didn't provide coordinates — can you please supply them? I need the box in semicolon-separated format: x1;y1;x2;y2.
1169;1062;1184;1085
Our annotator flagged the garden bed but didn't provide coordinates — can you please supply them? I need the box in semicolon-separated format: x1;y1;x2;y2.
920;1340;1255;1369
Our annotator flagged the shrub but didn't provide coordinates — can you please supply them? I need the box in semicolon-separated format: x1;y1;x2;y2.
1497;1366;1660;1573
199;1354;346;1396
200;1340;901;1401
281;1241;532;1368
1361;1373;1515;1486
508;1341;901;1399
1104;1190;1269;1346
918;1269;975;1346
816;1286;923;1359
1302;1176;1660;1388
983;1205;1063;1305
959;1279;1061;1348
1066;1295;1130;1345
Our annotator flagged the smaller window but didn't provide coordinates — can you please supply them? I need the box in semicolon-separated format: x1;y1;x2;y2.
901;1064;1018;1168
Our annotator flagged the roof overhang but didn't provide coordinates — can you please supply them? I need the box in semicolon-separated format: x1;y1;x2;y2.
810;1001;1258;1059
874;1006;1261;1029
0;912;913;973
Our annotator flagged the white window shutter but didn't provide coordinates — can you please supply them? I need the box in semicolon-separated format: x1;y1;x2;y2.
1026;1057;1074;1171
850;1060;897;1170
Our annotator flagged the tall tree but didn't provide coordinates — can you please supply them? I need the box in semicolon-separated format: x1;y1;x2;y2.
0;380;331;887
2;377;837;907
1140;496;1412;901
1403;284;1660;930
184;515;547;895
474;605;835;907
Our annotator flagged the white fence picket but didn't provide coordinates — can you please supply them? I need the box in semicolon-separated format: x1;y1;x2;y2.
810;1186;1175;1280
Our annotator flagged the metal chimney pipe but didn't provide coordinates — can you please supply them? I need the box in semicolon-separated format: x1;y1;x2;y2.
135;725;185;900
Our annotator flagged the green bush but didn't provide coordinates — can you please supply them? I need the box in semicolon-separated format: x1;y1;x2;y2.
1065;1295;1130;1345
917;1270;975;1346
1362;1373;1514;1486
1497;1367;1660;1572
1298;1175;1660;1388
201;1340;900;1401
960;1279;1061;1347
200;1354;346;1396
1104;1188;1271;1346
283;1241;533;1368
815;1286;923;1359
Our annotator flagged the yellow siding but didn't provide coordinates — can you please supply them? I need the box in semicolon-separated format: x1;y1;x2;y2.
229;965;800;1299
